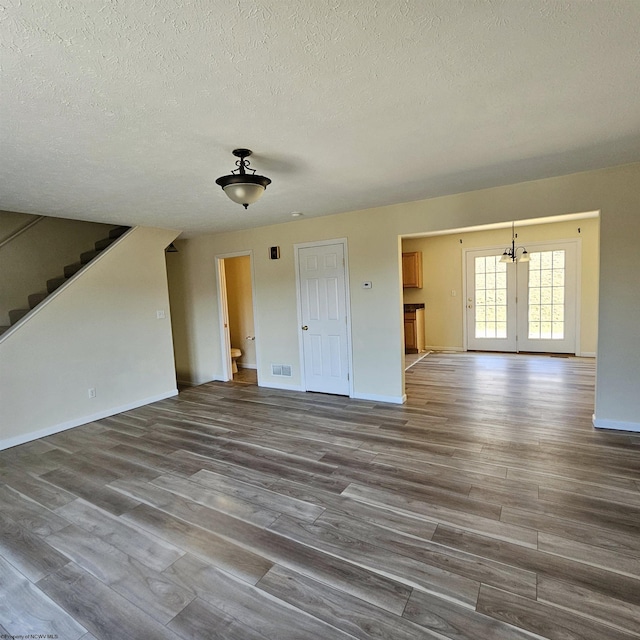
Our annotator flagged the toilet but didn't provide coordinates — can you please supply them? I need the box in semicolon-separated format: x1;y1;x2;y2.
230;347;242;373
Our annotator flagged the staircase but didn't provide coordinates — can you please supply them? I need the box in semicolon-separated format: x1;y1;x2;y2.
0;226;129;336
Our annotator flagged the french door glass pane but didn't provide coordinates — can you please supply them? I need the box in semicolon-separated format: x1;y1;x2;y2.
528;250;565;339
475;256;508;339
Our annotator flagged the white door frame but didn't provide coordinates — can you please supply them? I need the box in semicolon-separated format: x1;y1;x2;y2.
215;250;259;382
294;238;353;397
517;239;581;354
463;238;582;354
462;243;506;353
464;246;518;352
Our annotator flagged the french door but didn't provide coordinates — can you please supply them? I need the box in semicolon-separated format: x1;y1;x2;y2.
466;241;578;354
466;250;517;351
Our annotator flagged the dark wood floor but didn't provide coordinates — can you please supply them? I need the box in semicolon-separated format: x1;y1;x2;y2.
1;352;639;639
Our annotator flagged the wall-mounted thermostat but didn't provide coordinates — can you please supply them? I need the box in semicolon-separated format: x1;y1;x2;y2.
269;246;280;260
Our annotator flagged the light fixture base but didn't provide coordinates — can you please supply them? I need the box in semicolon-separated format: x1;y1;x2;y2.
232;148;252;159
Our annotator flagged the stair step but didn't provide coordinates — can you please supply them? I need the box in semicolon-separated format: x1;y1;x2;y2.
108;226;129;239
64;262;83;278
47;276;67;293
95;237;116;251
9;308;30;324
2;229;131;338
28;292;48;309
80;249;101;264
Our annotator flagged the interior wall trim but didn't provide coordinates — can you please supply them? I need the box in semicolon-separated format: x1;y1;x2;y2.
0;214;45;250
352;392;407;405
592;414;640;433
0;389;178;451
258;381;305;393
0;226;137;345
176;379;198;387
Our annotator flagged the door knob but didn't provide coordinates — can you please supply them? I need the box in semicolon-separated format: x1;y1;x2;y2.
302;325;309;330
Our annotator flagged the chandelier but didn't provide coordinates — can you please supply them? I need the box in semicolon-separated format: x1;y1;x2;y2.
500;222;529;263
216;149;271;209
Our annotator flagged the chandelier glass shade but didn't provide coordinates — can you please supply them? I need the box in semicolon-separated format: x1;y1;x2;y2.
216;149;271;209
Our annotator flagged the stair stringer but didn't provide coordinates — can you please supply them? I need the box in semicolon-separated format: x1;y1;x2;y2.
1;226;130;341
0;226;180;450
0;214;114;328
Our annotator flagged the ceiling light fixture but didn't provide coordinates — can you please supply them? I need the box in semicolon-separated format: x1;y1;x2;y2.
500;222;530;263
216;148;271;209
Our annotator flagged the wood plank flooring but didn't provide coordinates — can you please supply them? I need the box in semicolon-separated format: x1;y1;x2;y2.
2;352;640;639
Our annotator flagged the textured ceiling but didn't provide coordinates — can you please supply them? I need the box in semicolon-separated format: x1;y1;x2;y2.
2;1;639;237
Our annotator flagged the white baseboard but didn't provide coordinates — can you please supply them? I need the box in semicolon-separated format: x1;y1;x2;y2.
257;382;406;405
578;352;596;358
592;414;640;433
238;363;257;370
177;375;216;387
258;381;305;392
426;346;464;352
0;389;178;451
351;392;407;405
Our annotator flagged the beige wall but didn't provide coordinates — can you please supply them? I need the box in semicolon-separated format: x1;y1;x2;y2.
225;255;256;368
168;162;640;427
0;211;37;241
0;226;180;448
170;215;404;400
402;217;599;355
0;212;112;326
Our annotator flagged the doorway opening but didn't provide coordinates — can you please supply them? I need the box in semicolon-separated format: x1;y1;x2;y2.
216;252;258;385
400;212;599;393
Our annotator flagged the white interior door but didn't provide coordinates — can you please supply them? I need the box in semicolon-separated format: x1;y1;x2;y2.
466;241;578;354
298;242;350;395
466;249;517;351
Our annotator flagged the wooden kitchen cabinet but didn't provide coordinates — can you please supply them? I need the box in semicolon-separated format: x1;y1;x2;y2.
402;251;423;288
404;305;425;354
